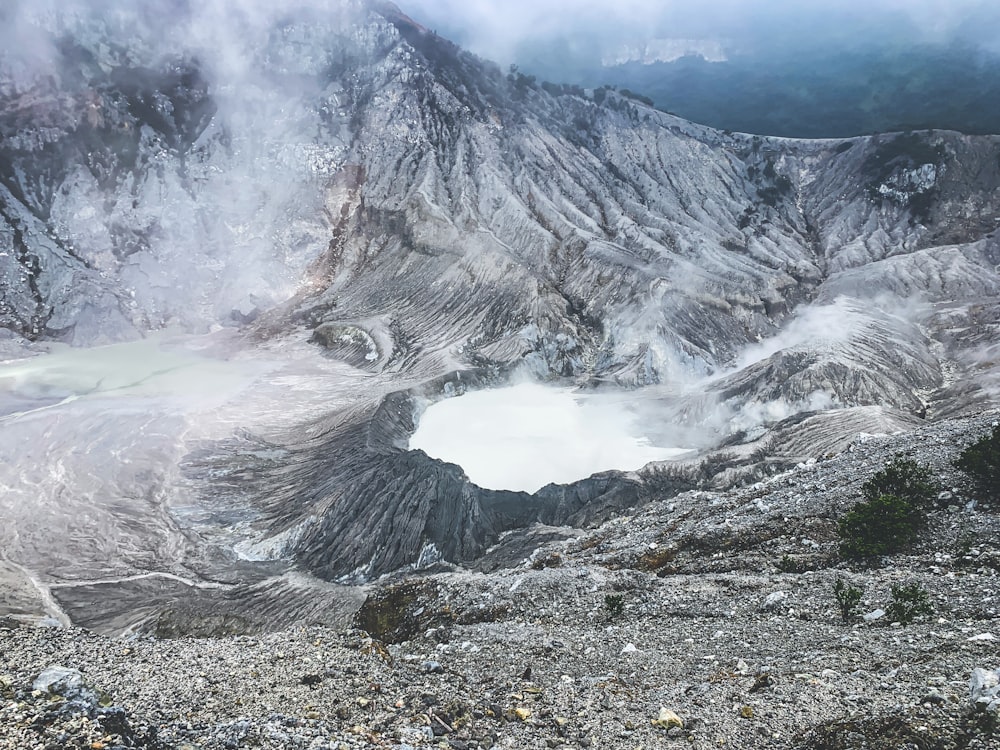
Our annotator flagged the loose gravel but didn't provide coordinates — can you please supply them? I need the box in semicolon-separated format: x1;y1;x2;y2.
2;411;999;749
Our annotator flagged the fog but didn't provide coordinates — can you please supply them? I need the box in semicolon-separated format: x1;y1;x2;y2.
0;0;362;336
0;1;936;479
402;0;1000;64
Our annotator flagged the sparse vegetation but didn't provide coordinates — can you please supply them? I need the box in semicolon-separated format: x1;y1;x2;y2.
838;459;939;561
955;531;976;557
619;88;654;107
955;425;1000;506
354;580;445;643
777;554;800;573
506;64;537;93
799;710;1000;749
604;594;625;620
861;457;939;506
864;133;944;181
838;493;925;560
862;133;945;219
531;551;563;570
636;544;677;574
833;578;863;623
886;582;933;624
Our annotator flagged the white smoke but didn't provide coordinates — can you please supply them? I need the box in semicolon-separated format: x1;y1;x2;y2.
2;0;370;335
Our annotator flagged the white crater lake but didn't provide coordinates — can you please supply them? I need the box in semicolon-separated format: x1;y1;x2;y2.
409;382;691;493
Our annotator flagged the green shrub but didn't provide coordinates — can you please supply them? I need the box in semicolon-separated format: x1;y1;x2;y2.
837;458;938;562
604;594;625;620
861;458;939;507
833;578;863;623
955;425;1000;506
838;493;924;560
886;583;933;624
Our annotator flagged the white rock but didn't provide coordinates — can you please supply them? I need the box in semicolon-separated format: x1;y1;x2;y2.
761;591;788;612
33;666;84;695
970;667;1000;699
621;642;638;654
863;609;885;622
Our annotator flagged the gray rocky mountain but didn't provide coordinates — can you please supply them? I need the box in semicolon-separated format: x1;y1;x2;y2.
0;0;999;631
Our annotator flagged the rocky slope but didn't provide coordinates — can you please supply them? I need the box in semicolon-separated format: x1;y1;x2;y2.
1;408;999;749
0;0;999;629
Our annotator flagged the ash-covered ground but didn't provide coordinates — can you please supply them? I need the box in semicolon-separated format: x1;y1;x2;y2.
2;409;998;750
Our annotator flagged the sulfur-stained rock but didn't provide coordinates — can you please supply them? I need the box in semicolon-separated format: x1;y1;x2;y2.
652;708;683;729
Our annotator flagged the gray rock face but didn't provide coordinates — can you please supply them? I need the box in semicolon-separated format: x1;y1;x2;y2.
2;1;1000;612
970;667;1000;712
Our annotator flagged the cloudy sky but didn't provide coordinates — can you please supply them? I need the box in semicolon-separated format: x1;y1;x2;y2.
401;0;1000;64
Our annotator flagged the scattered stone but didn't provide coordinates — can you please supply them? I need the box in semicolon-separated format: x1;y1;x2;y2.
920;689;946;704
652;708;683;729
33;665;86;696
31;664;101;713
750;672;775;693
2;410;1000;750
761;592;788;612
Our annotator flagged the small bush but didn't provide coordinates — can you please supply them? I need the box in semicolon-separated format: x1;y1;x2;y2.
833;578;863;623
604;594;625;620
861;458;939;507
838;493;924;560
886;583;933;624
955;425;1000;506
777;554;799;573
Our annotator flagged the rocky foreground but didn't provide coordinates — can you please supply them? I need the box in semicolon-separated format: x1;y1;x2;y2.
3;410;1000;750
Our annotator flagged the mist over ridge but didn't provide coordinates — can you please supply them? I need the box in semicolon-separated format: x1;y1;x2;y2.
402;0;1000;137
401;0;1000;63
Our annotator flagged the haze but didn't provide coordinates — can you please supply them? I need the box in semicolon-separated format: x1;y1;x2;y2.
403;0;1000;64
